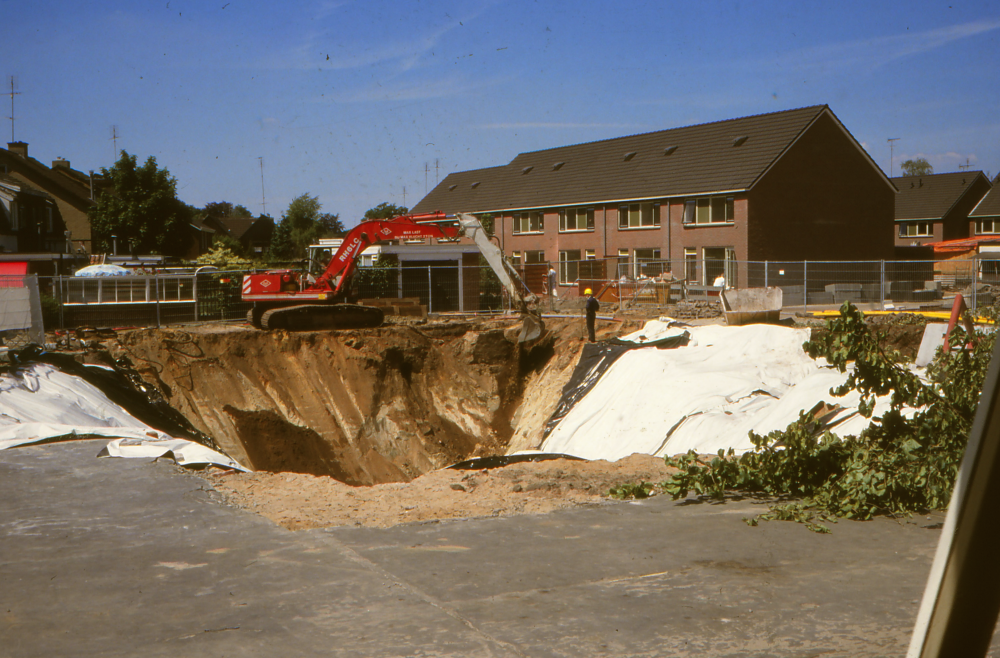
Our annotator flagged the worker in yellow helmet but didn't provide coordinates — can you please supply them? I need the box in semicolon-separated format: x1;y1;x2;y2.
584;287;599;342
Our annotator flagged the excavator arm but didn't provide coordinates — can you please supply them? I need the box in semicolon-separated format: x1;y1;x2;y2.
243;211;542;341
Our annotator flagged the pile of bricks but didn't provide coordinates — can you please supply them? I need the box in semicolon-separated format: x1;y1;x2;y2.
664;299;723;320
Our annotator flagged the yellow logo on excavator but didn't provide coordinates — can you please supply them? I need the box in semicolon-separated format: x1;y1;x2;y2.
318;293;327;300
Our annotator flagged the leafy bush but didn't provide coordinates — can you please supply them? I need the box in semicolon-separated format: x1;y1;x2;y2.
661;302;993;532
609;482;655;500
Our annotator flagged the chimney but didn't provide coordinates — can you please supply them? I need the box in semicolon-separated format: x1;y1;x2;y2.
7;141;27;158
52;157;70;169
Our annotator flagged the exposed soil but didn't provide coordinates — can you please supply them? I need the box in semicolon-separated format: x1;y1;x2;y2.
202;453;678;530
109;315;639;485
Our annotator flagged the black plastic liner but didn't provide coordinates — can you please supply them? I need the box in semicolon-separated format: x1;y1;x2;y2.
7;344;224;454
542;331;690;439
447;452;586;470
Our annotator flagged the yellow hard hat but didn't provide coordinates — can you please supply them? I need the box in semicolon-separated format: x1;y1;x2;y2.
584;288;593;295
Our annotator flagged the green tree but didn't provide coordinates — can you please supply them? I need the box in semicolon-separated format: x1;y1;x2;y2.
364;202;409;220
202;201;253;218
88;151;191;256
900;158;934;176
273;193;335;259
319;212;346;237
267;216;294;261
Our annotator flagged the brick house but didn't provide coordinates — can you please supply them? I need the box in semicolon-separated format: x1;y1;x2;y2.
0;142;96;254
201;215;275;257
0;174;61;253
412;105;896;292
892;171;992;255
969;180;1000;238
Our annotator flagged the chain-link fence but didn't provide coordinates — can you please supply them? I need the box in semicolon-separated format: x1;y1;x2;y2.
0;274;45;350
30;258;995;333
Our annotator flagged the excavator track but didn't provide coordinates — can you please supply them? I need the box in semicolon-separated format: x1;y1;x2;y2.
259;304;385;331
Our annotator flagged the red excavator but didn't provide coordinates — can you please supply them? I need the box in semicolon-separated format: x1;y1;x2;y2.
242;211;543;341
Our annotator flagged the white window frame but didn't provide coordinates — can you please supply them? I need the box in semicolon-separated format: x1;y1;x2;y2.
558;250;581;285
524;250;545;264
977;220;1000;235
618;202;660;229
898;222;933;238
585;249;596;260
559;207;594;232
510;251;522;266
512;211;544;234
683;196;735;225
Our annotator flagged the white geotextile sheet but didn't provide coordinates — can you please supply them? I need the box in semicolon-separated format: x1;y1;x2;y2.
0;363;247;470
541;323;906;461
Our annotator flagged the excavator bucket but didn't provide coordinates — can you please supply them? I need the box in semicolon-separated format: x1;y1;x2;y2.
518;313;544;343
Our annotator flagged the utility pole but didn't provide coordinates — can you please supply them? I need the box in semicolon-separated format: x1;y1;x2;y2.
887;138;900;178
6;76;20;142
110;125;120;161
258;156;267;215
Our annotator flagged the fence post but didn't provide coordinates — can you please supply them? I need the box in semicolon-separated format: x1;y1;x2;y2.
56;275;64;330
880;260;886;311
803;260;808;313
154;273;161;328
193;273;199;322
764;261;768;288
427;265;433;313
973;258;978;310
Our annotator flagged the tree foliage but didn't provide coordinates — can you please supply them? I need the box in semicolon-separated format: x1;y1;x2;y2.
202;201;253;218
660;303;993;532
88;151;191;256
900;158;934;176
195;243;252;269
268;193;341;259
364;202;409;220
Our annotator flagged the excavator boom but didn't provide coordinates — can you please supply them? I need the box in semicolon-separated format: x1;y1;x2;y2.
242;211;542;340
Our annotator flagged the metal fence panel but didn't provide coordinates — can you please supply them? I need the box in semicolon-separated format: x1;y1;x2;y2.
0;274;45;348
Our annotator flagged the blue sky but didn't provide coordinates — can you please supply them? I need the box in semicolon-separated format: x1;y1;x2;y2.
3;1;999;227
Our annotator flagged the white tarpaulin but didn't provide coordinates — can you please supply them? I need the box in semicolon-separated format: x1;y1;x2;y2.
541;321;904;461
0;363;247;470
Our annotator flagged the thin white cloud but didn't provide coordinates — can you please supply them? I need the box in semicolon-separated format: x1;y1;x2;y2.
765;18;1000;73
268;1;498;72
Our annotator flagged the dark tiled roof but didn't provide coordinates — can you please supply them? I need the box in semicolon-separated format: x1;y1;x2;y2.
0;148;93;208
414;105;846;214
891;171;990;221
0;173;54;199
970;184;1000;218
215;216;261;240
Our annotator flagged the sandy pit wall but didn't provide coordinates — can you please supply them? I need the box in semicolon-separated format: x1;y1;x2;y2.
111;318;620;485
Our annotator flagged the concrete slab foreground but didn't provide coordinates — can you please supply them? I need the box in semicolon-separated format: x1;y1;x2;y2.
0;440;993;657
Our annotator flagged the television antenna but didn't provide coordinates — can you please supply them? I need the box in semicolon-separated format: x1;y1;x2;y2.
887;138;900;178
425;162;429;194
402;185;407;208
6;75;20;143
258;156;266;215
959;158;971;172
110;125;121;160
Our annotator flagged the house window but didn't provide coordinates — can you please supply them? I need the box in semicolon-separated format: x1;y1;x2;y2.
618;202;660;229
510;251;522;266
684;248;697;283
559;207;594;232
634;248;663;277
585;249;596;260
524;250;545;264
10;204;18;231
559;250;581;284
898;222;932;238
977;220;1000;235
684;196;734;225
703;247;737;287
46;208;53;233
512;211;544;234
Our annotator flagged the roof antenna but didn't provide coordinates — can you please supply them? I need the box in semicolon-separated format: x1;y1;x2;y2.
887;138;900;178
959;158;971;172
6;75;20;143
110;125;120;160
258;156;266;216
